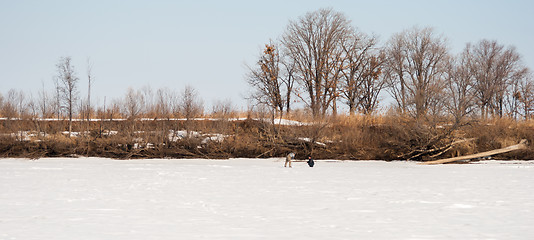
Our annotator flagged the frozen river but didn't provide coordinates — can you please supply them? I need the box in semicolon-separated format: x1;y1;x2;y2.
1;158;533;239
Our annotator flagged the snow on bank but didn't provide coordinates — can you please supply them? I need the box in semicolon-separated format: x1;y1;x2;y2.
298;137;327;146
0;158;533;239
0;117;307;126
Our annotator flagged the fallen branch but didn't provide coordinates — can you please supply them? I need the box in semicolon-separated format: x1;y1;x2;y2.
403;138;476;161
428;138;476;159
420;139;528;165
256;147;275;158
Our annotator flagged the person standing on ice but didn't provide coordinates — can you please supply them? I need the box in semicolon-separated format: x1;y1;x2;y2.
307;156;314;167
285;152;295;168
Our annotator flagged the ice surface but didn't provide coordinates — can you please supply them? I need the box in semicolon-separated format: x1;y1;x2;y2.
0;158;533;239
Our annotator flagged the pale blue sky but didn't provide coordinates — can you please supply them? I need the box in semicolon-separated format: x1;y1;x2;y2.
1;0;533;110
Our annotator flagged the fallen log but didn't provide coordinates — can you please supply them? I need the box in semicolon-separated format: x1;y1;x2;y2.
420;139;528;165
256;147;275;158
399;138;476;161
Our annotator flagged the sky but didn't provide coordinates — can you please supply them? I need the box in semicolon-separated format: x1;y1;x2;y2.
1;0;533;111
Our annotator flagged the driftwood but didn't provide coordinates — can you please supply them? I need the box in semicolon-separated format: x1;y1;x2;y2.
400;138;476;161
256;147;275;158
420;139;528;165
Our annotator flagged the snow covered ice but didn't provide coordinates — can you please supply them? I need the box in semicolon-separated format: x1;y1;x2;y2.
1;158;533;239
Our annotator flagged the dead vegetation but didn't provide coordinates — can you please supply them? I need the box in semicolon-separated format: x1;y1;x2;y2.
1;116;533;161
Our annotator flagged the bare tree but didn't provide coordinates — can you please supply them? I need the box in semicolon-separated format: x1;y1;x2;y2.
180;85;203;120
156;88;179;119
1;90;13;131
517;76;534;119
339;32;385;115
282;8;353;117
109;98;122;120
154;88;179;145
212;99;234;119
124;87;144;120
384;27;449;119
141;85;155;118
86;58;94;121
506;73;523;119
280;55;296;113
27;94;38;118
53;77;62;120
246;42;284;117
0;93;3;116
37;81;52;119
384;33;407;114
15;90;26;120
1;89;25;137
444;44;477;124
36;81;55;136
56;56;79;136
2;89;19;120
212;99;235;135
470;39;528;118
122;88;144;141
180;85;203;137
357;53;387;115
27;94;45;136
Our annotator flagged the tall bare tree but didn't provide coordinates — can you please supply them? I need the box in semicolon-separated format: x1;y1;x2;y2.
53;77;62;120
282;8;353;117
56;56;79;136
246;42;284;116
86;58;94;121
280;55;296;113
506;73;523;119
384;27;449;119
339;32;385;115
444;44;477;124
470;39;528;118
517;76;534;119
384;32;408;114
357;53;387;115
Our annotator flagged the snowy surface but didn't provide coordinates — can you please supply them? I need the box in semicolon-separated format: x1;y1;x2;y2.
1;158;533;240
0;117;307;126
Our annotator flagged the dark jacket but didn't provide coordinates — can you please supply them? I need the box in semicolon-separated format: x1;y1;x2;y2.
307;158;314;167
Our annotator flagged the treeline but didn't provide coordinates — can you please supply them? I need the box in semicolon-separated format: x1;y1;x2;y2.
0;59;225;134
246;8;533;122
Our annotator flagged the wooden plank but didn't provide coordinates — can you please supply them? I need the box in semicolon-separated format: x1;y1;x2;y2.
420;139;528;165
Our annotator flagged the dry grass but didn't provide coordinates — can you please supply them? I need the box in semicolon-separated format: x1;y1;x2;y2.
1;116;533;160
